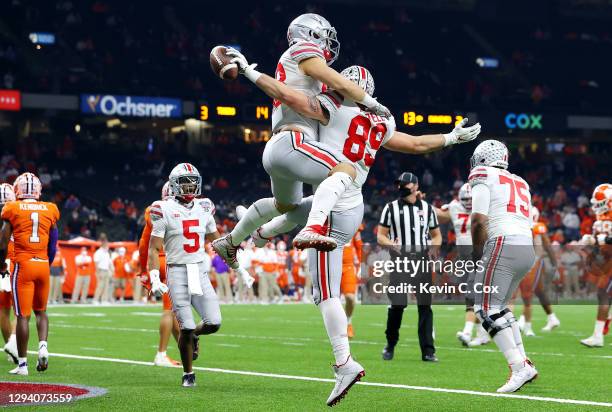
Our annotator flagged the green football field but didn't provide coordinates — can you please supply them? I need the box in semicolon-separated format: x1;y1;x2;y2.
2;303;611;411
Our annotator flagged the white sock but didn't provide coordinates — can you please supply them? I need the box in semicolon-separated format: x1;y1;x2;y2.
39;340;47;349
18;357;27;366
594;320;605;338
503;312;526;359
524;321;533;331
319;297;350;365
260;196;312;238
157;351;166;357
230;198;280;246
492;328;524;369
462;320;475;336
518;315;525;324
477;325;488;339
8;334;16;344
305;172;352;227
347;316;352;325
548;313;558;322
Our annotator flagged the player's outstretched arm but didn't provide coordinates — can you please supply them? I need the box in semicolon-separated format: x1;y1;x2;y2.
0;220;12;270
384;118;481;154
226;49;328;124
299;57;391;117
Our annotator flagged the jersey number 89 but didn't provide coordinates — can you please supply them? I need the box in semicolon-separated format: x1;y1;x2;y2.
342;115;387;167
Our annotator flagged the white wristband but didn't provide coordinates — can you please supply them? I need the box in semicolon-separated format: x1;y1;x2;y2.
244;66;262;83
443;131;457;147
358;94;377;109
149;269;161;283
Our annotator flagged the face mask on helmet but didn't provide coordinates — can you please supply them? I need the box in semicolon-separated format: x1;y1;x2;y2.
169;163;202;203
175;175;201;201
287;14;340;65
591;184;612;214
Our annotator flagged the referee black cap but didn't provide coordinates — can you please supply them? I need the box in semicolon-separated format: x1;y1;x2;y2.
395;172;418;186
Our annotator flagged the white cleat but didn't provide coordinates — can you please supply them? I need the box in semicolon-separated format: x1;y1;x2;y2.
456;331;471;347
4;340;18;364
37;344;49;372
211;234;240;269
326;356;365;407
517;315;525;331
524;327;536;337
9;363;28;376
154;353;181;367
580;335;604;348
497;363;538;393
467;336;491;347
293;226;337;252
542;318;560;332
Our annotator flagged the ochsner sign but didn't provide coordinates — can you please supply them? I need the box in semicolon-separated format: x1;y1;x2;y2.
81;94;182;118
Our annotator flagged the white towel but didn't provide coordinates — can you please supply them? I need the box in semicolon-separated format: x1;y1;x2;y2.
186;263;203;296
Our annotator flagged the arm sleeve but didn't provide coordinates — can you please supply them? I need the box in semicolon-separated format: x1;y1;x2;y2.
379;203;391;227
429;203;439;229
471;184;491;215
47;227;58;264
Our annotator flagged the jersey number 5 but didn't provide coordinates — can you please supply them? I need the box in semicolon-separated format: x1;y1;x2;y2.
182;220;200;253
499;175;530;217
342;115;387;167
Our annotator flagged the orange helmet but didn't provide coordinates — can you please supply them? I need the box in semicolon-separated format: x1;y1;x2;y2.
0;183;16;205
591;183;612;215
13;172;42;200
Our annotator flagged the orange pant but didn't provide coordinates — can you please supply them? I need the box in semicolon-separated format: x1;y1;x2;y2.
519;258;545;300
11;259;50;317
341;264;358;295
0;291;11;309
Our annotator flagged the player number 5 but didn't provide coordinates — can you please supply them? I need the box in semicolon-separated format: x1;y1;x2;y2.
182;220;200;253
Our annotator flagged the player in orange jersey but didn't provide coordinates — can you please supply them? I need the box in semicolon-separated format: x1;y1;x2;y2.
517;207;561;336
139;182;181;366
0;173;60;375
0;183;17;364
341;230;362;338
276;241;289;299
580;183;611;348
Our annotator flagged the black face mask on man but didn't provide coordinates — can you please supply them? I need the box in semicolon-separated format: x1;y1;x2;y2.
399;186;415;198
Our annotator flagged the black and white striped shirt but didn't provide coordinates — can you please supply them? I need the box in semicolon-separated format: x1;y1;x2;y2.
379;199;439;246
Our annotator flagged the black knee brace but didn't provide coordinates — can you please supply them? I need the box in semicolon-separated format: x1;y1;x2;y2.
476;310;510;338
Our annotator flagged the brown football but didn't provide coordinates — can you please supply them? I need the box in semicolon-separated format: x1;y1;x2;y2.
210;45;238;80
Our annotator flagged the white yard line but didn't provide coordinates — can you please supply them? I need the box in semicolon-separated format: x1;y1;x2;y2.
25;350;612;408
49;323;612;360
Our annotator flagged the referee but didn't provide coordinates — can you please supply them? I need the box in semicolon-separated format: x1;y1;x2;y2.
377;172;442;362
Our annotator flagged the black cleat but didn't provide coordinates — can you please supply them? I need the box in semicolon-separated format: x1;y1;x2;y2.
422;354;439;362
182;373;196;387
192;335;199;361
382;345;394;361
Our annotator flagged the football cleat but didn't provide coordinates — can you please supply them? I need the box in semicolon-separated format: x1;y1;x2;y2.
154;353;181;367
36;345;49;372
211;235;239;269
251;227;272;248
456;331;471;347
517;315;525;331
182;373;196;387
293;225;337;251
524;326;536;337
541;317;560;332
347;324;354;339
496;362;538;393
9;362;28;376
326;356;365;407
4;340;18;364
192;335;200;360
580;335;604;348
381;345;394;360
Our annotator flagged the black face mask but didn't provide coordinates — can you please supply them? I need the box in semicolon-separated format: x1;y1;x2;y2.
399;187;414;197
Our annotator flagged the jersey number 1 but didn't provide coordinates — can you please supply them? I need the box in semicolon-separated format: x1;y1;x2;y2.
30;212;40;243
499;175;530;217
182;220;200;253
342;115;386;167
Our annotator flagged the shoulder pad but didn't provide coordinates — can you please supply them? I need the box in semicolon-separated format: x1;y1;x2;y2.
149;201;164;220
468;166;489;187
288;41;325;63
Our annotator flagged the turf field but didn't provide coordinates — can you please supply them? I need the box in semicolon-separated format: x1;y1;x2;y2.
2;303;611;411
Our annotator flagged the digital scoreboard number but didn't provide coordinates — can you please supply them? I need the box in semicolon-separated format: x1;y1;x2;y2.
403;111;464;127
199;104;271;122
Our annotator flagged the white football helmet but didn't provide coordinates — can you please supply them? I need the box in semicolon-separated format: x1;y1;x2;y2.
341;65;374;96
590;183;612;215
0;183;16;205
287;13;339;65
169;163;201;202
161;181;172;200
13;172;42;200
470;139;509;170
458;183;472;210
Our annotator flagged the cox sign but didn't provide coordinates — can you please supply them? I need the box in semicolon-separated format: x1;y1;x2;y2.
81;94;182;118
505;113;542;130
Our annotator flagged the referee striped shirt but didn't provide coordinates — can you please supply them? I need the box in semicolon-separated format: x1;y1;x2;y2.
379;198;439;246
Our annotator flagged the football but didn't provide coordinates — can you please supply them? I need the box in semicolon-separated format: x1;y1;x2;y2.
210;45;239;80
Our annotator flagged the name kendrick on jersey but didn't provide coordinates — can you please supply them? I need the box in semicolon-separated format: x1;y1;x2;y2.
19;203;49;211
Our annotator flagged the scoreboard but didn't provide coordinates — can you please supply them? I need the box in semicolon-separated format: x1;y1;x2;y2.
199;103;271;122
403;111;464;127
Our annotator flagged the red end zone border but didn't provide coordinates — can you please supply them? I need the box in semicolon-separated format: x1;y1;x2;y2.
0;382;107;407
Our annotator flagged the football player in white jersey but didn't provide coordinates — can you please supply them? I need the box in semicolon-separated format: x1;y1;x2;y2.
212;13;395;268
469;140;538;393
147;163;223;387
437;183;490;347
222;54;480;404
